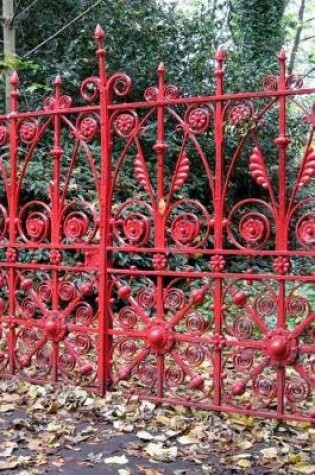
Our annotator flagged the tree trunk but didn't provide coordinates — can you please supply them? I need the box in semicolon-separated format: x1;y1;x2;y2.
288;0;306;75
2;0;16;113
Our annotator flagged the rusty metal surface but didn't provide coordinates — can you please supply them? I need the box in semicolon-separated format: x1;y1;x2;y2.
0;26;314;422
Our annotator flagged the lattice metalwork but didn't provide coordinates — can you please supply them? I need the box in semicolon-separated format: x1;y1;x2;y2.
0;26;314;422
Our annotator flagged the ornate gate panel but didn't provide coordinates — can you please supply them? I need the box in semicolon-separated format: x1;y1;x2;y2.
0;26;314;422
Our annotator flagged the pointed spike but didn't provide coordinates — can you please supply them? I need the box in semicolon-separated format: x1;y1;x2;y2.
215;45;226;62
54;75;63;86
277;47;287;61
94;24;105;40
158;62;165;73
10;71;19;87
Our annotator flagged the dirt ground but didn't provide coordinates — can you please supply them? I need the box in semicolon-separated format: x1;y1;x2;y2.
0;379;314;475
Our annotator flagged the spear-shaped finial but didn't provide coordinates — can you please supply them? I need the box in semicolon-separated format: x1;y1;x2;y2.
277;47;287;62
10;71;20;113
215;46;226;94
157;62;165;76
54;74;63;86
10;71;19;88
94;24;105;41
215;45;226;64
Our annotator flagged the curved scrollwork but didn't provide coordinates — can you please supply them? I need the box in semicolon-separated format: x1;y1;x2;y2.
18;201;51;243
61;201;99;243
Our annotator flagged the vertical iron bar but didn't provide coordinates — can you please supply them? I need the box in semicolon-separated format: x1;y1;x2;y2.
50;75;63;383
7;72;19;374
213;47;225;407
154;62;167;399
275;48;289;419
95;25;111;396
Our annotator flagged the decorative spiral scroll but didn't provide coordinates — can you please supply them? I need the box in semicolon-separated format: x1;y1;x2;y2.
59;352;76;372
73;303;94;325
253;376;277;400
19;120;39;144
80;77;100;102
0;123;8;146
59;280;77;302
165;366;185;386
74;334;92;354
19;328;40;347
76;113;99;141
233;316;253;339
108;72;132;97
59;95;73;109
144;87;158;102
137;287;156;309
184;105;211;134
137;361;157;385
118;340;137;359
254;292;277;317
233;350;254;371
113;200;152;247
286;295;309;318
163;85;180;100
227;200;273;249
285;379;310;403
43;96;73;110
167;199;211;248
286;74;303;90
35;346;52;374
143;84;179;101
61;201;99;243
36;280;52;301
118;307;138;329
296;213;315;249
228;101;254;127
164;288;185;311
43;97;55;111
185;310;208;334
262;75;278;91
18;201;51;243
0;205;7;242
184;345;206;366
22;298;37;318
112;109;139;138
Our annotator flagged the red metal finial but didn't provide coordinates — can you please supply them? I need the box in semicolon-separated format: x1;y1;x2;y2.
94;24;105;41
10;71;19;88
215;45;226;64
158;62;165;74
277;47;287;62
54;75;63;86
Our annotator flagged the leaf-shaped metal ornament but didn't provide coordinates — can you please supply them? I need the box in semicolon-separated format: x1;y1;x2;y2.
249;147;270;189
298;146;315;188
172;150;190;193
134;153;152;194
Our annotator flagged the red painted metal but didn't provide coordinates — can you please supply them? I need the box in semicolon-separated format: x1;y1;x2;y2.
0;26;314;423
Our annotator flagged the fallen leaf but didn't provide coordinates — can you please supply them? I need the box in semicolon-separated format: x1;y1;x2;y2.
260;447;278;458
104;455;129;465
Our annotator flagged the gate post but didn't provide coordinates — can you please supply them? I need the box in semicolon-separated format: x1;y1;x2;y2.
95;25;112;395
7;72;19;374
275;49;290;419
213;47;226;407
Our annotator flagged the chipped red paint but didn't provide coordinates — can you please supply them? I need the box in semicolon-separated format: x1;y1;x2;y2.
0;27;314;423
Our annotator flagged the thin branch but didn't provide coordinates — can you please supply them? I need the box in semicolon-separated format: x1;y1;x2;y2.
288;0;306;74
303;16;315;24
303;67;315;78
300;35;315;42
12;0;22;23
23;0;103;58
14;0;40;21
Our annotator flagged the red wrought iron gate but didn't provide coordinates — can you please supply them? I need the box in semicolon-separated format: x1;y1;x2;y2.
0;26;314;423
